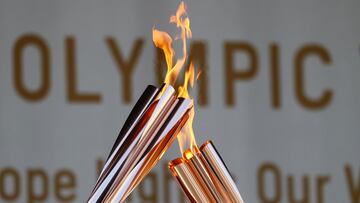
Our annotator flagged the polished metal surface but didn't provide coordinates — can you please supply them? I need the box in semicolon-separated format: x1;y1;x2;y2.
168;140;244;203
169;158;213;203
200;140;244;203
87;84;193;203
187;151;221;202
106;97;193;202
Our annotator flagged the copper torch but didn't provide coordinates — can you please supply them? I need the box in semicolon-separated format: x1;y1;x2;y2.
87;84;193;202
169;141;244;203
89;1;244;202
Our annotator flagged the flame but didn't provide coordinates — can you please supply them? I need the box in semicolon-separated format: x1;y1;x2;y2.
152;1;198;154
183;148;194;160
177;62;198;155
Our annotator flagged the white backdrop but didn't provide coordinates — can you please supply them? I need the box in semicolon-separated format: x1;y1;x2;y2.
0;0;359;202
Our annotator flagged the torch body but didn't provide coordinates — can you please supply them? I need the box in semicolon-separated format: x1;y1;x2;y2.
169;140;244;203
88;84;193;203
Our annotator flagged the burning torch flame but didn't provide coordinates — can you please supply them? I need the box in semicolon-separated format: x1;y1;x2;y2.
152;1;198;154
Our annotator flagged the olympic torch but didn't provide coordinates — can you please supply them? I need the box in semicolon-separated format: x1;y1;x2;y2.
88;1;244;202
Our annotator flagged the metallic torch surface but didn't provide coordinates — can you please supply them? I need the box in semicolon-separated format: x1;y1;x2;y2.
169;140;244;203
200;140;244;203
88;84;193;203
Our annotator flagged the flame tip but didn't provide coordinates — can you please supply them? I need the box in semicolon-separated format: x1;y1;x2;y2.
153;1;198;154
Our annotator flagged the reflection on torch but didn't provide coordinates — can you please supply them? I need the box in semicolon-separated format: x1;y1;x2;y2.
169;141;244;203
153;1;245;202
87;84;193;202
88;1;244;202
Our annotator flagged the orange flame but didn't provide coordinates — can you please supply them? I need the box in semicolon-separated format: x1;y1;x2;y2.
152;1;198;154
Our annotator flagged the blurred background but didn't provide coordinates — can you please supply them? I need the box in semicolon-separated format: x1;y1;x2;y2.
0;0;359;202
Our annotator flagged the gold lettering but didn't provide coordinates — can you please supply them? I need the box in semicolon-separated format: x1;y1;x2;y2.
106;37;144;103
225;41;258;106
345;165;360;203
96;158;104;178
54;169;76;202
13;34;50;101
66;36;102;103
316;175;330;203
27;169;49;203
294;44;332;110
270;43;281;109
287;175;309;203
0;168;20;201
258;162;281;203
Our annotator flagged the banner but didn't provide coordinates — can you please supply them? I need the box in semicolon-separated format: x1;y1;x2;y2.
0;0;359;202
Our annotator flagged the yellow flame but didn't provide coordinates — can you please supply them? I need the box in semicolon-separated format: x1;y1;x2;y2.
152;1;198;154
178;63;195;98
152;28;174;84
183;148;194;160
177;107;197;154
